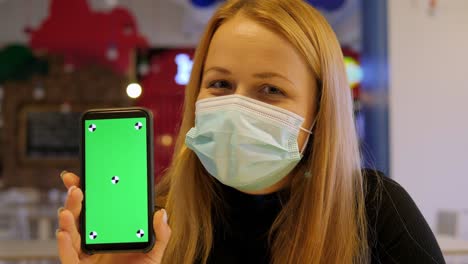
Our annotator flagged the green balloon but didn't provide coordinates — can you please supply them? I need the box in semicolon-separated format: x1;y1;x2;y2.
0;44;48;83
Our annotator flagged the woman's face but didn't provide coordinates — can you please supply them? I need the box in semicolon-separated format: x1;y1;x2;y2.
198;13;318;194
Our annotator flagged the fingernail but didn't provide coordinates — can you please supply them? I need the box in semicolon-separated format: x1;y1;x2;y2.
57;207;65;216
60;170;68;179
67;186;76;196
55;229;61;237
162;209;168;224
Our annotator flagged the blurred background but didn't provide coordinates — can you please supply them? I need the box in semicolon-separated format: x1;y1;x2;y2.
0;0;466;263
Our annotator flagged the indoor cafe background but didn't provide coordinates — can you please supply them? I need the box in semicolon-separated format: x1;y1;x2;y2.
0;0;467;263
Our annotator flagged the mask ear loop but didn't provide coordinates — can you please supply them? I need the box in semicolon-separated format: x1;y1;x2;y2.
302;116;320;178
299;117;318;154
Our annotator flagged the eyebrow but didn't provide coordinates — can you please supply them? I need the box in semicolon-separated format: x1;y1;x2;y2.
203;66;296;86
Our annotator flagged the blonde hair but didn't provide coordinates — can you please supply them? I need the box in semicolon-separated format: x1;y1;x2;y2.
157;0;369;263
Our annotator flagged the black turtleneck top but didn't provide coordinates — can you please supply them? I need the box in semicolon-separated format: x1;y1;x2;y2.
206;170;446;264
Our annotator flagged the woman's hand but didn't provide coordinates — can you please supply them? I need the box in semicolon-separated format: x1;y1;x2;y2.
57;171;171;264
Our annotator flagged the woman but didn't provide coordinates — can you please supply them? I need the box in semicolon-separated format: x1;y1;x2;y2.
57;0;445;263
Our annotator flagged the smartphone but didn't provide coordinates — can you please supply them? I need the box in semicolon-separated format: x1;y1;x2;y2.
80;107;154;254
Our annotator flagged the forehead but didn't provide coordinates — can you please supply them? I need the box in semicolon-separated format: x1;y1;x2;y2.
205;13;309;76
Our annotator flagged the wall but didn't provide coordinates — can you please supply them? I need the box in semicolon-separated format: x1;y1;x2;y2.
389;0;468;231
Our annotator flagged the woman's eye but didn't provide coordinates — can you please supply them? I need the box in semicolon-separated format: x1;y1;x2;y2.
261;85;285;96
208;80;232;89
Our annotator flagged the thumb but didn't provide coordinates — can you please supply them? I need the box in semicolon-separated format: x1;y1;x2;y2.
148;209;171;262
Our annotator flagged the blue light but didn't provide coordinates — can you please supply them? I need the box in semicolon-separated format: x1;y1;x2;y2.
190;0;346;11
190;0;217;8
306;0;346;11
175;53;194;85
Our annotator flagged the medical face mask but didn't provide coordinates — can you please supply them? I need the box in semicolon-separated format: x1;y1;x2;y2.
185;94;313;192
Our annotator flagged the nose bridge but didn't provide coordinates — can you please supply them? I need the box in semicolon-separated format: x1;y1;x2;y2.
233;83;252;98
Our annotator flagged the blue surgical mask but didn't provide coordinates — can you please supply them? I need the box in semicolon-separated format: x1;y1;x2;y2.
185;94;312;192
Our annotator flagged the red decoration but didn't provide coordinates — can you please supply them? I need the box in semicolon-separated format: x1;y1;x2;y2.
28;0;148;74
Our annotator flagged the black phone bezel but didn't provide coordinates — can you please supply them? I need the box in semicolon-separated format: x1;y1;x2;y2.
80;107;155;254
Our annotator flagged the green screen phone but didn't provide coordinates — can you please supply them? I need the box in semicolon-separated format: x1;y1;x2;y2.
80;108;154;254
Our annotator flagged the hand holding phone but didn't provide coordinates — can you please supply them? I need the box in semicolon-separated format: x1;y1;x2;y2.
80;108;155;253
56;172;171;263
